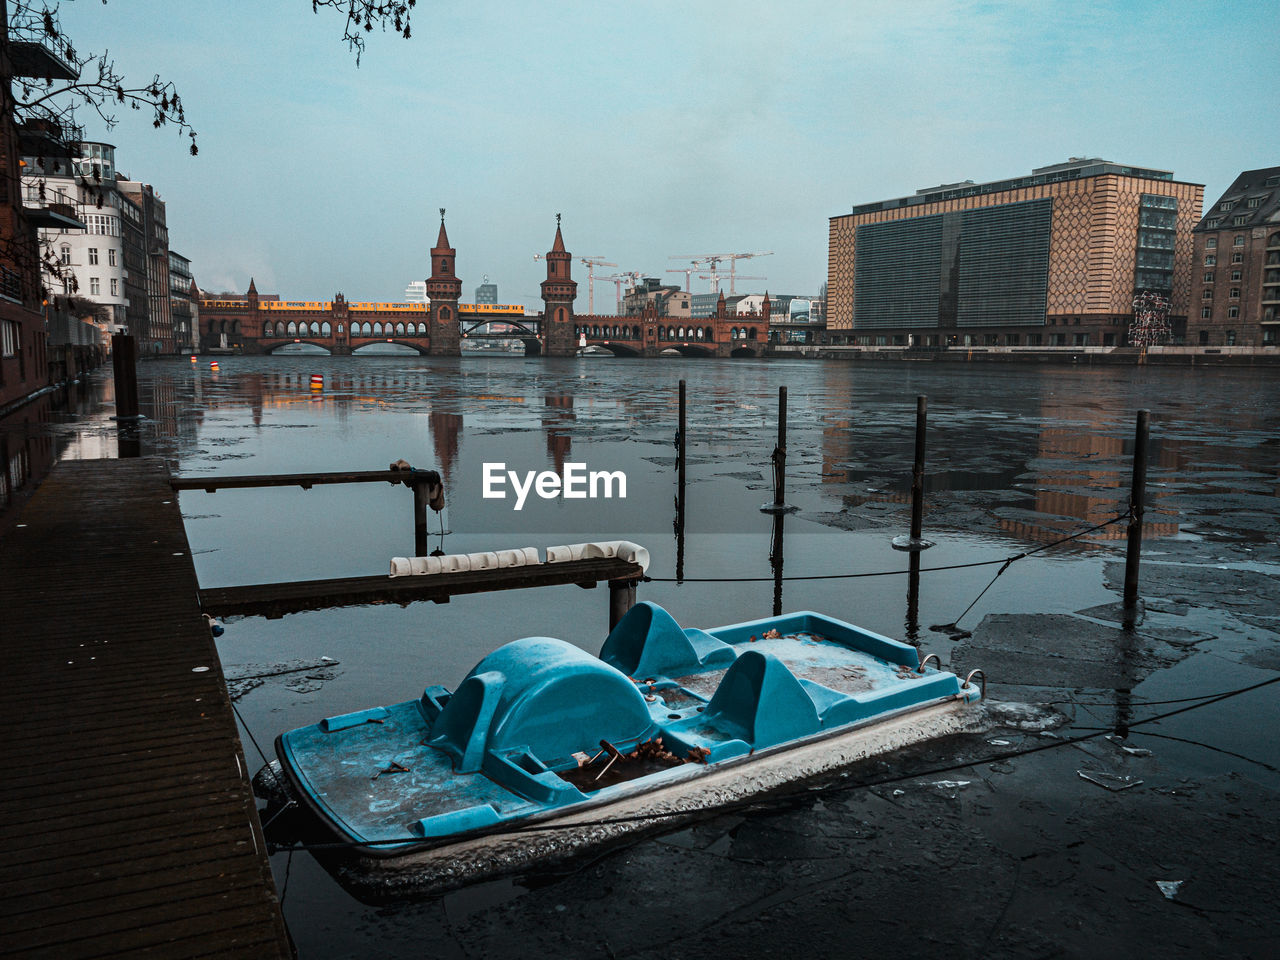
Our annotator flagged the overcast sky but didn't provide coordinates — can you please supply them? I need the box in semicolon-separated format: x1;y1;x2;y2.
55;0;1279;311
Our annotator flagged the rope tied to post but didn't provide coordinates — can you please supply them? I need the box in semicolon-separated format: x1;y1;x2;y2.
390;459;444;512
644;504;1133;585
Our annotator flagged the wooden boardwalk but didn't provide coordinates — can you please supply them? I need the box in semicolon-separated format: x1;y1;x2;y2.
0;459;292;959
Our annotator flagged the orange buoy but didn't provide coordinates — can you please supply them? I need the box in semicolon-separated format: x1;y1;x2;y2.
210;361;219;371
310;374;323;390
190;355;197;363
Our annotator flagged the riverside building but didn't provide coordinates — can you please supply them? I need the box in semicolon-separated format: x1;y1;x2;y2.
827;159;1203;347
1188;166;1280;348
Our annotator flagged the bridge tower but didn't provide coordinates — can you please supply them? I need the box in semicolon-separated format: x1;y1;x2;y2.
426;209;462;356
541;214;578;358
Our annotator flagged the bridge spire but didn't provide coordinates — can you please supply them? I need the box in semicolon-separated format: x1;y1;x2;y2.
541;215;577;357
426;208;462;355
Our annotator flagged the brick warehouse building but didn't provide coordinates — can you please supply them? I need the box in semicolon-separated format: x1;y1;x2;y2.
1188;166;1280;348
827;158;1203;348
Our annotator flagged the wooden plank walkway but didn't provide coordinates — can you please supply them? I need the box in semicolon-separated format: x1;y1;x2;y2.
0;459;293;959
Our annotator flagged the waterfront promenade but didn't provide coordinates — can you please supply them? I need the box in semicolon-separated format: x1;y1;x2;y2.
0;459;292;959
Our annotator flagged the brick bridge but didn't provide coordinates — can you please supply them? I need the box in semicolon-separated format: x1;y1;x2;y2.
198;219;767;358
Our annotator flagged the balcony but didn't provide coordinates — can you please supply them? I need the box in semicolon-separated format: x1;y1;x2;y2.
8;42;78;81
22;200;85;230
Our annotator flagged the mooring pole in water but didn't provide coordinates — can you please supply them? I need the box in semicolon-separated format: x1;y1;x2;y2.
412;480;429;557
677;379;687;494
675;379;687;583
761;386;796;514
609;578;637;630
1122;409;1150;625
111;333;139;420
893;395;933;551
910;395;927;541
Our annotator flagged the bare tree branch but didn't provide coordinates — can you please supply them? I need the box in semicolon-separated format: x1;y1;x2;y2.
311;1;416;65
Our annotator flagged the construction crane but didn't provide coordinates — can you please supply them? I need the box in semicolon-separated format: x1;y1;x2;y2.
669;251;774;295
597;271;643;315
698;272;765;295
578;256;616;314
666;263;698;292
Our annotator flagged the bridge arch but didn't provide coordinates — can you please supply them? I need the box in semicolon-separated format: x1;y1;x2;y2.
581;341;639;357
459;318;541;338
265;339;333;355
351;339;430;356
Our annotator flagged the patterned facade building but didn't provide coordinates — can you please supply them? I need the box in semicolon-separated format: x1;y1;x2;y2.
828;159;1203;347
1187;166;1280;348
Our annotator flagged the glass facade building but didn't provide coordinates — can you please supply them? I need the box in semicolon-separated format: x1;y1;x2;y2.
853;199;1051;330
828;159;1204;347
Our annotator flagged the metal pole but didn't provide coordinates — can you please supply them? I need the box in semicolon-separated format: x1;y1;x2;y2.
1122;409;1150;620
678;380;686;494
675;379;686;583
609;578;637;630
775;385;787;508
910;395;927;542
893;396;933;550
761;386;796;515
412;480;429;557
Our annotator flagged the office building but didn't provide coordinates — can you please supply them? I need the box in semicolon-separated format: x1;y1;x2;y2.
828;158;1203;347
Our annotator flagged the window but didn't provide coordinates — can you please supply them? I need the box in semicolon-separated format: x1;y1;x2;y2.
1204;272;1214;283
109;278;118;296
59;245;71;265
1205;255;1216;265
1228;307;1239;318
84;214;119;236
1206;238;1217;248
1202;289;1213;300
1234;235;1245;246
1201;307;1212;318
1234;217;1248;226
1230;288;1240;298
1219;201;1233;211
2;318;19;356
1198;330;1209;345
1249;197;1263;208
1232;253;1243;263
108;249;116;266
1232;271;1242;281
1226;330;1237;345
88;248;98;265
89;277;100;295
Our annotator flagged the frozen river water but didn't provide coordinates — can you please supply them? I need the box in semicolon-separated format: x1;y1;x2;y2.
25;353;1280;958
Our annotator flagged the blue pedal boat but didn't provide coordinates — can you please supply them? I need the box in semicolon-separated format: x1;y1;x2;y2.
266;602;984;891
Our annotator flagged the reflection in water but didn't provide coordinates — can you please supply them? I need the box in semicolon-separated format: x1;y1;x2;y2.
9;355;1280;954
542;394;574;474
769;511;785;617
905;551;921;644
818;371;1209;548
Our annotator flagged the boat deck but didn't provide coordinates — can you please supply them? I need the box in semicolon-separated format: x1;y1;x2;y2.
0;458;292;959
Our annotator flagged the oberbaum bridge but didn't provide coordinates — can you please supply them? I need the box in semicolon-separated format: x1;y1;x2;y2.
198;216;770;359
